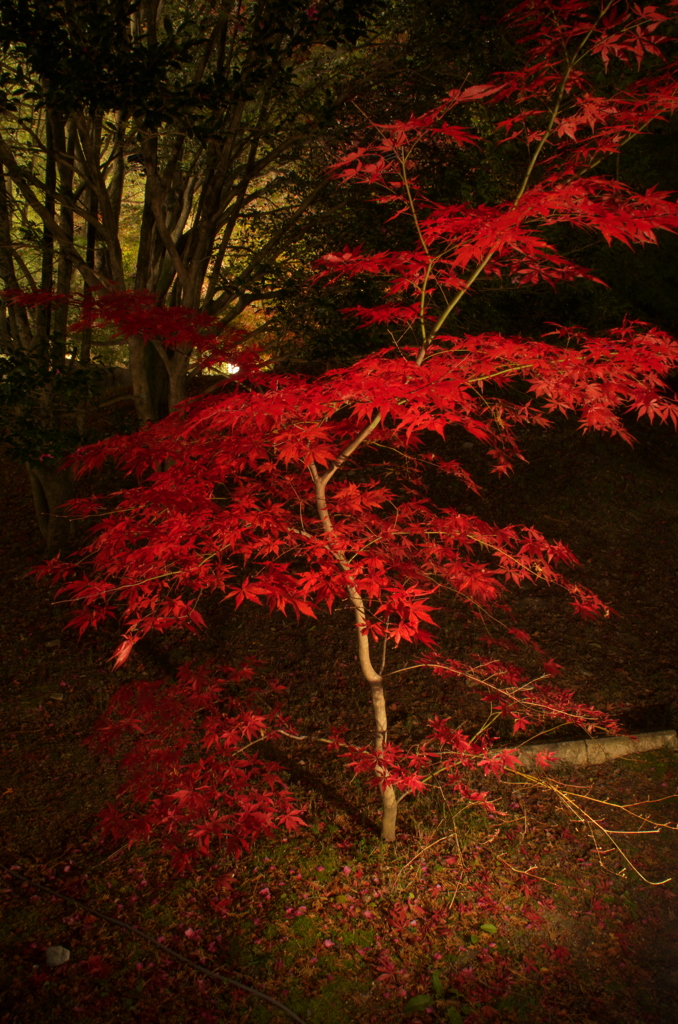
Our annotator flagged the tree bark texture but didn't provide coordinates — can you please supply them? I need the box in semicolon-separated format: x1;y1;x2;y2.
25;461;76;556
312;463;398;841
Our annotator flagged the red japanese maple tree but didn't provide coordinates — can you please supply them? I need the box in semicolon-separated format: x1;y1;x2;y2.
38;0;678;861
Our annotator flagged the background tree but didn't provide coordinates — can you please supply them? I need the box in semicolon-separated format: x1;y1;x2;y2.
0;0;388;421
0;0;399;548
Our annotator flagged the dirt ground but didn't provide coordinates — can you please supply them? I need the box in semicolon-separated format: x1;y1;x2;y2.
1;407;678;1023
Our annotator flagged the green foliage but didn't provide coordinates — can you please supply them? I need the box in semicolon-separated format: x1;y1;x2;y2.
403;974;477;1020
0;351;111;462
403;992;434;1013
0;0;385;126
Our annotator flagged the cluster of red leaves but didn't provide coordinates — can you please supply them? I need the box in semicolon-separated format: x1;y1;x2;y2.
319;5;678;309
318;176;678;297
42;321;678;666
339;655;619;804
86;662;306;873
2;287;254;374
70;291;256;373
86;654;616;869
32;0;678;858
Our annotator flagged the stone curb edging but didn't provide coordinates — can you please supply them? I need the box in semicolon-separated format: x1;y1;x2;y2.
514;729;678;768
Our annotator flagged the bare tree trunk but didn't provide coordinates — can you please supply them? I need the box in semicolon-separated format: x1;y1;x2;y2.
0;167;32;351
128;335;156;424
105;112;126;280
34;111;55;362
51;117;76;369
25;460;76;556
79;181;99;366
145;340;169;420
165;345;192;411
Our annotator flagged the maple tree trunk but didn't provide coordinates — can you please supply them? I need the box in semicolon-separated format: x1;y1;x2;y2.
370;674;398;842
313;468;398;841
380;785;398;843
